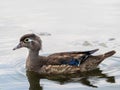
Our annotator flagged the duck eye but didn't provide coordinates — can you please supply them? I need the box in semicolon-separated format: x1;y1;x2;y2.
24;38;32;43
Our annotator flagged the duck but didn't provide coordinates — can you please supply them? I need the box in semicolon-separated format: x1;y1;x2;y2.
13;33;116;74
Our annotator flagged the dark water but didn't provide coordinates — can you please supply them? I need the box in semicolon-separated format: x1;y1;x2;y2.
26;68;116;90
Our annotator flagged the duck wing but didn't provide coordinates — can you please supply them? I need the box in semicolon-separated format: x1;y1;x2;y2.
39;50;115;74
47;49;99;66
48;49;99;57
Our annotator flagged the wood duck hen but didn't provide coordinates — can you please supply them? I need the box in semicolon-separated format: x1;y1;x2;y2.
13;33;116;74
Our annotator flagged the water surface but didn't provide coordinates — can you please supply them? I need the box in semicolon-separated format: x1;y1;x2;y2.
0;0;120;90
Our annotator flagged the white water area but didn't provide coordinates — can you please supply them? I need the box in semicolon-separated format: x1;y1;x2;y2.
0;0;120;90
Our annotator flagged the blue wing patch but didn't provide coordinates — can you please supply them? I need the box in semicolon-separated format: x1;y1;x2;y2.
61;55;89;66
69;59;80;66
61;58;80;66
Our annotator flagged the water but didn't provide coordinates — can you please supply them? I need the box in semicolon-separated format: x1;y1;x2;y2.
0;0;120;90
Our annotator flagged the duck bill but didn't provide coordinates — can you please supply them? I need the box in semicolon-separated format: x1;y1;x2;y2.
13;43;22;50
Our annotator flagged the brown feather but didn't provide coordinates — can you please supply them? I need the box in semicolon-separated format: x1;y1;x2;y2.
39;65;80;74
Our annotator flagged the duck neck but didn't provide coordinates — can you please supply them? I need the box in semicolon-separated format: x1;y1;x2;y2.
27;49;40;71
28;49;39;59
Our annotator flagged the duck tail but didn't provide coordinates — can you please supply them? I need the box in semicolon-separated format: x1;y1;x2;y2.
103;50;116;59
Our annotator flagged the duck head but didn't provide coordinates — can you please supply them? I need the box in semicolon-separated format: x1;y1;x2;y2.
13;33;42;51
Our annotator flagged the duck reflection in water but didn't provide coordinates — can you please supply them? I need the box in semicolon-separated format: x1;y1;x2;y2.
26;68;115;90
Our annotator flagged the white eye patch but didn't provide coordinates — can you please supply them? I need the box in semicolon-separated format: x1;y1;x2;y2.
24;38;33;43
